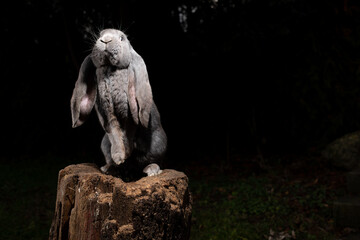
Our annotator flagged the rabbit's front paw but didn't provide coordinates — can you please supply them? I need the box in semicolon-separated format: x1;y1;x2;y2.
112;152;125;165
100;164;110;173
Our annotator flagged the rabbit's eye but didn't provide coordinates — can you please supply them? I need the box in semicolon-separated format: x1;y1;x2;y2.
119;36;123;41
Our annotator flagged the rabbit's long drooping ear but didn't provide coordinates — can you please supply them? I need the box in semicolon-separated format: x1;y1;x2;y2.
70;55;97;128
128;49;153;128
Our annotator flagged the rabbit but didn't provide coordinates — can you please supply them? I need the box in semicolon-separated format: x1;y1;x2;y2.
70;28;167;178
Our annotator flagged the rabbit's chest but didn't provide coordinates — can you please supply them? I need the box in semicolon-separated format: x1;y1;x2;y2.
97;69;129;118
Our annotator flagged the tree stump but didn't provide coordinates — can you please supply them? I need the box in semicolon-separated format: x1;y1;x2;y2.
49;163;192;240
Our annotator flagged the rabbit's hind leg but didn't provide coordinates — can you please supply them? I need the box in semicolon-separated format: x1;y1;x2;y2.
143;163;162;176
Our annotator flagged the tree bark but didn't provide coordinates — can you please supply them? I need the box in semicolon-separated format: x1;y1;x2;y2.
49;163;192;240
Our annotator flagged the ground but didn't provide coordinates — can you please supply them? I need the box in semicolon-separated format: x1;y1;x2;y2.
0;152;358;240
186;153;354;240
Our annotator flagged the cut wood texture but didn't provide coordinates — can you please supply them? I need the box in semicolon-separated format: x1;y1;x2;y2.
49;163;192;240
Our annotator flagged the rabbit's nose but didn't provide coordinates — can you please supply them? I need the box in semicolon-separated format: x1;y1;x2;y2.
100;35;112;44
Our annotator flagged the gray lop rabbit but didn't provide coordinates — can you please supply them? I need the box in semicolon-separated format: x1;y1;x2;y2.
71;29;167;178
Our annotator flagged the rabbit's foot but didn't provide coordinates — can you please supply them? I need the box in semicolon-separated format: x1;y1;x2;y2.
100;164;111;173
112;152;125;165
143;163;162;177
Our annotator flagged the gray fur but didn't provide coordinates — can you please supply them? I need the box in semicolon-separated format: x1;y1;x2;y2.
70;29;167;176
70;55;97;128
143;163;163;177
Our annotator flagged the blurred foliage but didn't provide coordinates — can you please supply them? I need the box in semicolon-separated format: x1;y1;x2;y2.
179;0;360;151
188;157;346;240
0;155;67;240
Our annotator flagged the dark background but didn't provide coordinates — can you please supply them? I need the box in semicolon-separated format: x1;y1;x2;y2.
2;0;360;168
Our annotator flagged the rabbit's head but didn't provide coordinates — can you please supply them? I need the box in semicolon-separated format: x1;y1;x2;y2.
91;29;131;69
71;28;153;129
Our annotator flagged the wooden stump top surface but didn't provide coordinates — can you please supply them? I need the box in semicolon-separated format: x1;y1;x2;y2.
49;163;192;240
